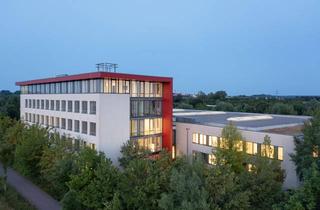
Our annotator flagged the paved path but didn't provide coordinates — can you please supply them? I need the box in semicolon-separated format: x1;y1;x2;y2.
0;165;61;210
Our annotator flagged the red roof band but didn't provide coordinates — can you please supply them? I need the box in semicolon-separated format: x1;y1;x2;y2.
16;71;172;86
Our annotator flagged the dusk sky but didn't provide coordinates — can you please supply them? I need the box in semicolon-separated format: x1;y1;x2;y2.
1;0;319;95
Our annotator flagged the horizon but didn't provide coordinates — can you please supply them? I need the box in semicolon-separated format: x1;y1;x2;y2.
1;0;319;95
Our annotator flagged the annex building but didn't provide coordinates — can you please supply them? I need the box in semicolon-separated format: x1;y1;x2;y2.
173;109;310;188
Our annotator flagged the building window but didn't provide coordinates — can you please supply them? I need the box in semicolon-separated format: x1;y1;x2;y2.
89;101;96;114
90;122;96;136
37;100;40;109
74;101;80;113
208;154;216;165
192;133;199;144
56;83;61;94
41;115;44;124
82;101;88;114
89;143;96;150
61;82;67;94
74;120;80;132
50;100;55;110
45;116;49;126
82;80;89;93
68;119;72;131
61;100;66;111
55;117;60;128
61;118;66;129
50;116;54;127
199;134;206;145
82;121;88;134
45;100;49;110
278;147;284;160
74;81;81;93
137;136;161;152
208;136;218;147
25;99;28;108
41;100;44;109
56;100;60;111
32;99;36;108
25;113;28;121
68;100;73;112
261;144;275;159
67;81;74;94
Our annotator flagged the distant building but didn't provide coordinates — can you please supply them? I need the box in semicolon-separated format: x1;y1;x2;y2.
16;71;173;165
173;109;310;189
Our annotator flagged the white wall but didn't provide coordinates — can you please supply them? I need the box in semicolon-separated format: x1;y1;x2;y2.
20;93;130;166
175;122;300;189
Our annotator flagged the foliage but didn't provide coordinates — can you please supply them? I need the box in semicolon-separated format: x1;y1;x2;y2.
159;158;210;210
0;91;20;120
174;91;320;116
291;111;320;180
118;138;150;168
215;123;247;174
14;125;48;180
66;147;119;209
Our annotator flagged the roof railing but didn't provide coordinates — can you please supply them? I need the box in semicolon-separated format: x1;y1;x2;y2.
96;63;118;72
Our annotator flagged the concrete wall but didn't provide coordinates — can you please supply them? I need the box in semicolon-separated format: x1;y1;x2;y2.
175;122;300;189
20;93;130;165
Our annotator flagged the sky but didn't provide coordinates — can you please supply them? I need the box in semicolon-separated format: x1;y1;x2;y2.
0;0;319;95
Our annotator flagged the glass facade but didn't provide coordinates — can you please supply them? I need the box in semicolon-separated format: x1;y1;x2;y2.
20;79;163;97
192;132;284;161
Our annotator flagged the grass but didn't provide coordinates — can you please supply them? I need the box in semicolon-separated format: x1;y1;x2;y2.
0;185;35;210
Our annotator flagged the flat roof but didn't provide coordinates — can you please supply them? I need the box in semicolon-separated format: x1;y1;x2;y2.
16;71;172;86
173;109;311;135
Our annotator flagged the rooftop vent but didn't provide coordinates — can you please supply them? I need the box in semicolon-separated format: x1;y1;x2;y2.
96;63;118;72
227;115;273;122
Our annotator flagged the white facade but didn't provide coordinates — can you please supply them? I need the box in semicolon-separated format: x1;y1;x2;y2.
20;93;130;165
175;122;300;189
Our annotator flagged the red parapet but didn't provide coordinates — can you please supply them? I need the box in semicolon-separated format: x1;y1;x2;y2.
16;71;172;86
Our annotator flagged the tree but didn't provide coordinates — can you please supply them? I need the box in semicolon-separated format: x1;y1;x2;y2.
215;123;247;174
291;111;320;180
242;136;284;210
205;165;251;210
276;163;320;210
0;141;15;192
66;147;119;209
39;133;75;199
159;158;210;210
270;103;296;115
118;139;150;168
14;125;48;179
0;117;20;192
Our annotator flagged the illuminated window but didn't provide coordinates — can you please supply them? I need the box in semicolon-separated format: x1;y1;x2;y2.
199;134;206;145
246;142;254;154
236;140;243;152
313;146;319;158
220;138;228;149
261;144;275;159
208;154;216;165
192;133;199;144
208;136;218;147
137;136;161;152
278;147;284;160
247;164;253;172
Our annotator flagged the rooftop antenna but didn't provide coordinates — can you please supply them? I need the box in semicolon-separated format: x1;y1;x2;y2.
96;63;118;72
